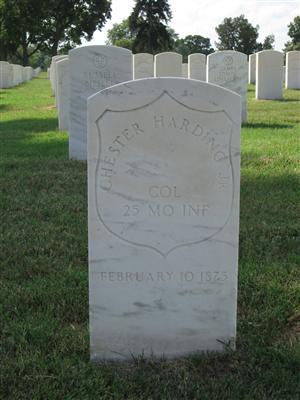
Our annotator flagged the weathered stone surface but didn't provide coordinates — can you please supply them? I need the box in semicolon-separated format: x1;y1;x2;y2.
207;50;248;122
154;52;182;77
69;45;133;160
0;62;13;88
188;53;206;81
133;53;153;79
24;66;34;81
182;63;188;78
286;51;300;89
248;54;256;84
12;64;23;85
57;58;70;131
88;77;241;361
50;55;67;95
256;50;283;99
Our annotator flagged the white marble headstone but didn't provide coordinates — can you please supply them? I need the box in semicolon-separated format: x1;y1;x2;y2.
69;45;133;160
24;66;33;81
285;51;300;89
207;50;248;122
256;50;283;100
154;52;182;77
248;54;256;84
0;62;13;88
50;55;67;95
188;53;206;81
182;63;188;78
56;58;70;131
12;64;21;86
133;53;154;79
88;77;241;361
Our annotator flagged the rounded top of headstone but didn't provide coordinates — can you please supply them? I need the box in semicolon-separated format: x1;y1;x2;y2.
155;52;182;57
88;77;241;125
256;49;283;55
207;50;247;60
69;45;132;56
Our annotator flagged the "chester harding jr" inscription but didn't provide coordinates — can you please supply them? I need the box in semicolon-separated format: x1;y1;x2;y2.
95;98;234;256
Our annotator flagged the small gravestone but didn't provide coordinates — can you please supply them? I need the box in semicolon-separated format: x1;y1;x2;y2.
0;62;13;88
133;53;154;79
286;51;300;89
69;45;132;160
207;50;248;122
56;58;70;131
256;50;283;100
248;54;256;84
24;66;33;81
154;52;182;77
188;53;206;81
12;64;21;86
50;55;68;96
182;63;188;78
88;78;241;361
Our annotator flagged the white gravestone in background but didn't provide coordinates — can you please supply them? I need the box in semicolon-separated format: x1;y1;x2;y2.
286;51;300;89
248;54;256;84
0;62;13;88
133;53;154;79
283;66;286;85
188;53;206;81
12;64;21;86
182;63;188;78
256;50;283;100
88;77;241;361
24;66;33;81
69;45;133;160
56;58;70;131
53;56;68;105
50;55;67;95
154;52;182;77
207;50;248;122
21;67;27;82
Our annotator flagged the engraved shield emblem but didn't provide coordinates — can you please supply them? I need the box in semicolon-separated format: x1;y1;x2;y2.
94;91;234;256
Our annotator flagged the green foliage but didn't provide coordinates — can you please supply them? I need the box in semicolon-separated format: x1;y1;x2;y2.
0;0;46;65
129;0;173;53
284;16;300;52
174;35;214;62
0;74;300;400
260;34;275;50
0;0;112;65
215;15;274;55
106;18;135;50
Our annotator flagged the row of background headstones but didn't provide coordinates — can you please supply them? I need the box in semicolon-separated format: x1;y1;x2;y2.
0;62;41;88
249;51;300;89
49;47;300;160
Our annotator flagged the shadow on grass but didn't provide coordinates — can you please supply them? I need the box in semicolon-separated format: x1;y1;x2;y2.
239;171;299;263
0;117;58;134
1;134;69;161
243;122;292;129
0;104;12;111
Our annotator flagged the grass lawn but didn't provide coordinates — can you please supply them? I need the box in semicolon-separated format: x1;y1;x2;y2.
0;73;299;399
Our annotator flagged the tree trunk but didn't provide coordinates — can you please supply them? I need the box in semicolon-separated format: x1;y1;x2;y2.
21;45;29;66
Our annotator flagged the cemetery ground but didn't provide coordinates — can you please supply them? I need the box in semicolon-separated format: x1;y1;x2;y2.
0;73;299;400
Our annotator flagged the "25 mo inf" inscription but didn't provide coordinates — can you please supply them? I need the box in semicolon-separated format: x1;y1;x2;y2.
95;91;235;256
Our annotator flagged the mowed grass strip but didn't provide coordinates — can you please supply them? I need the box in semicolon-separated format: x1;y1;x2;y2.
0;74;299;400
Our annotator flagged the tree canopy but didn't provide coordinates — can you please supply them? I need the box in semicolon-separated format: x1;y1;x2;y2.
284;16;300;52
174;35;214;62
215;15;274;55
0;0;112;65
106;18;135;50
128;0;173;53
